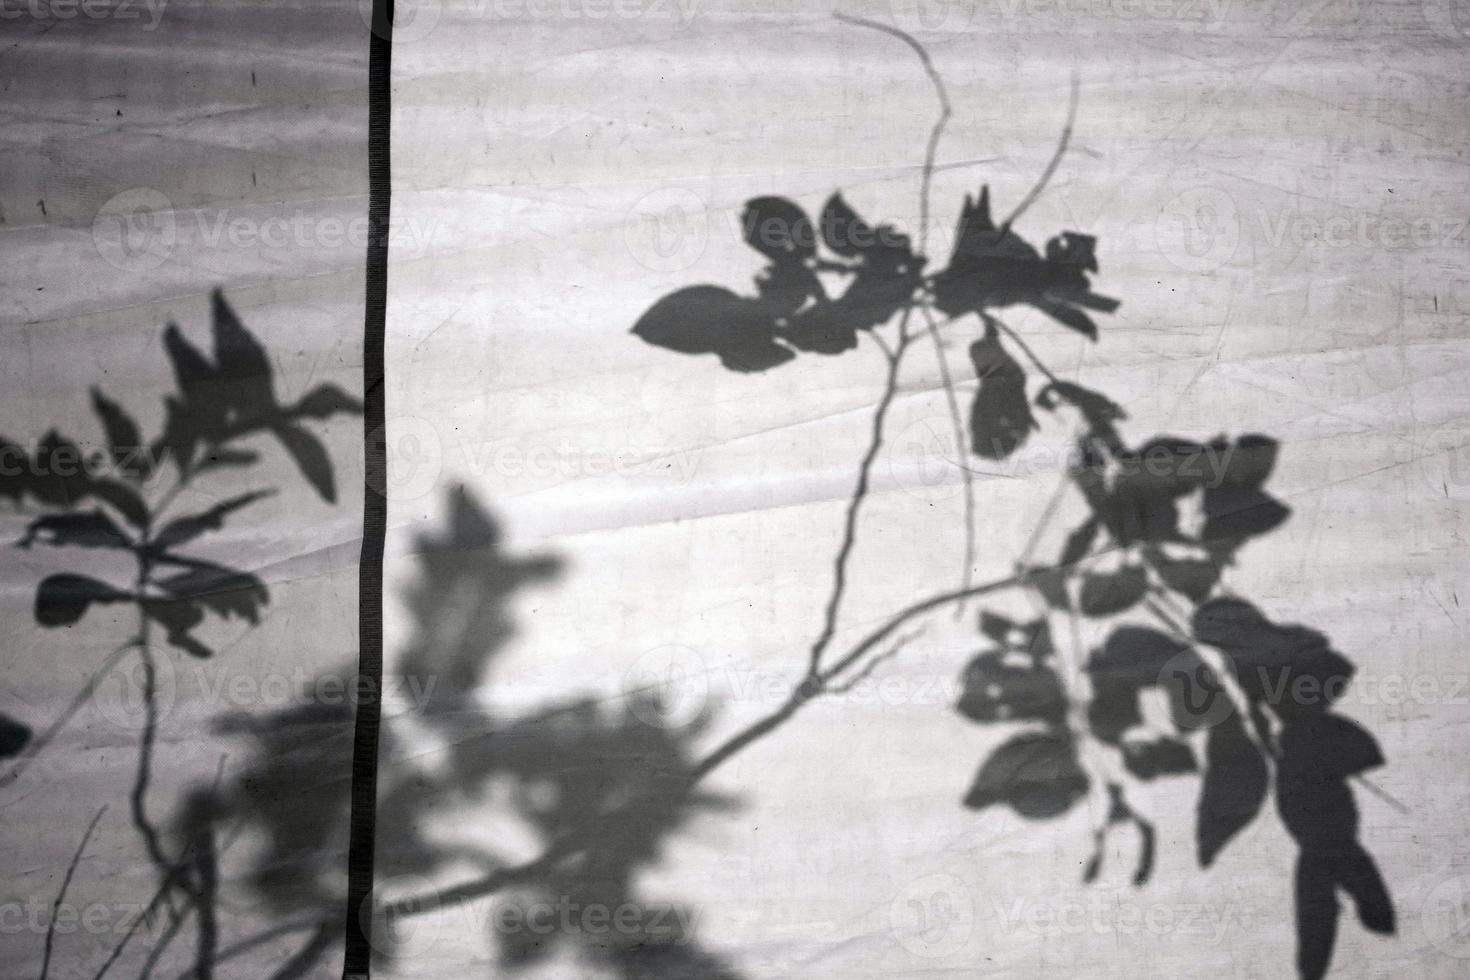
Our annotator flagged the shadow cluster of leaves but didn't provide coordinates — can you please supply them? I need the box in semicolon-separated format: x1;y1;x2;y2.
193;489;743;979
2;291;361;980
4;290;361;659
633;184;1117;374
958;615;1082;817
958;414;1392;978
633;194;926;372
633;162;1393;978
631;183;1118;476
1196;599;1395;979
932;186;1119;339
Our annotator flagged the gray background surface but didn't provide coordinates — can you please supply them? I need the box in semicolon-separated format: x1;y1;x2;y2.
4;0;1470;977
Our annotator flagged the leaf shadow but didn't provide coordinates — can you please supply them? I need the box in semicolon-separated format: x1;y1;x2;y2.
173;488;743;979
631;194;924;373
9;289;361;661
960;437;1396;979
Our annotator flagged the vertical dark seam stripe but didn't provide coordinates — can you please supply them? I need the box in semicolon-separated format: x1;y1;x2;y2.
342;0;391;975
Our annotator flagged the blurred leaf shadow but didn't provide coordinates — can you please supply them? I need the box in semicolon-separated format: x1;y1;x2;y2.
185;487;743;978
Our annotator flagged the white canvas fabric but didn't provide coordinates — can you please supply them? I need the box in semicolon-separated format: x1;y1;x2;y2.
3;2;1468;978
